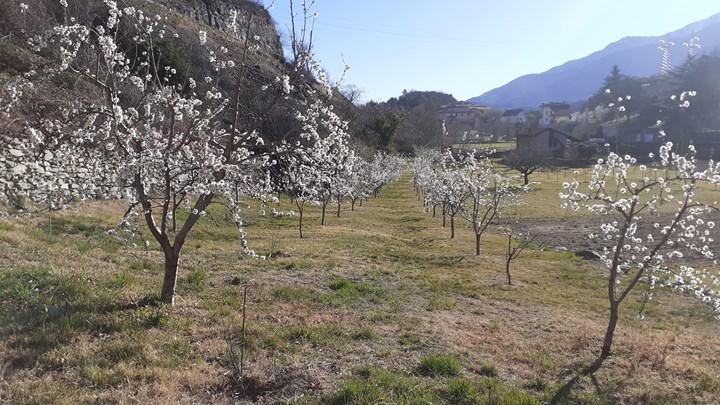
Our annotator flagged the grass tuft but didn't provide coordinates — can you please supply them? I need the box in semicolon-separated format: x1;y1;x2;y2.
416;354;461;377
181;267;209;292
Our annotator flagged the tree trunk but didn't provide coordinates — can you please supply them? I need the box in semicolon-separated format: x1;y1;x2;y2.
600;301;620;359
505;258;512;285
171;202;178;232
321;200;327;225
336;201;341;217
160;251;180;305
523;172;530;185
450;215;455;239
351;199;356;211
590;300;620;372
506;235;512;285
475;233;481;256
442;203;447;227
299;207;304;238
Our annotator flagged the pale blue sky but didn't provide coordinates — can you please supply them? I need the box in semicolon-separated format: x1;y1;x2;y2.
264;1;720;103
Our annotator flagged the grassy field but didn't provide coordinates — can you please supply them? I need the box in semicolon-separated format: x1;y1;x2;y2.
1;169;720;404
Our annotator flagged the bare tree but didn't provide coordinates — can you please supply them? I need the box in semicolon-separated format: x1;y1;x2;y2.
503;227;536;285
459;157;525;256
503;149;547;186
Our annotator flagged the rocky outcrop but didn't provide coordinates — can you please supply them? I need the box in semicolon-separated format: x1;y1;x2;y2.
162;0;283;58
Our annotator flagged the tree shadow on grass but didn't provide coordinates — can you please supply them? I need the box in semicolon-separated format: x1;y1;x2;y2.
549;358;613;404
0;267;165;372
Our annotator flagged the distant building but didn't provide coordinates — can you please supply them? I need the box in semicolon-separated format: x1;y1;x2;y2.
539;102;571;127
438;103;490;124
438;103;492;139
499;109;527;125
515;127;580;160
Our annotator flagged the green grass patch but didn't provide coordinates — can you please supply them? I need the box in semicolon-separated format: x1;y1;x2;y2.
127;258;162;273
324;367;438;405
100;339;147;363
271;286;323;303
0;219;16;231
350;326;378;341
477;362;499;377
694;373;720;395
271;279;384;308
416;354;461;377
79;363;157;388
181;267;209;292
107;272;135;289
324;366;539;405
426;295;457;311
282;324;345;346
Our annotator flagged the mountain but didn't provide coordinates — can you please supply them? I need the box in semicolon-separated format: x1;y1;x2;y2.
467;12;720;109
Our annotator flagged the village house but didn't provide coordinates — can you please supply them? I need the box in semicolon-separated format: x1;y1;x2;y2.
515;127;581;161
437;103;491;140
539;102;571;127
499;109;527;125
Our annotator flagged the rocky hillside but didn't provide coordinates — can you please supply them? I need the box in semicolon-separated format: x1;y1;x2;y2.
0;0;285;71
160;0;283;58
0;0;323;143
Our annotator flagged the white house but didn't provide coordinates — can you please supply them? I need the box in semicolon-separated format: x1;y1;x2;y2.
539;102;570;127
499;109;527;125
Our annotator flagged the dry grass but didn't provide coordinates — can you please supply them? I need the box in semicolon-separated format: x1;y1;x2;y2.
1;173;720;404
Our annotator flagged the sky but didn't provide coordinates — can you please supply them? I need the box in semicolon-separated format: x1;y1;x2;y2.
263;1;720;103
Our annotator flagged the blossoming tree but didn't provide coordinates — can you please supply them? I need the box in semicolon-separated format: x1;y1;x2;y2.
2;0;348;305
560;142;720;370
458;153;525;256
277;100;354;238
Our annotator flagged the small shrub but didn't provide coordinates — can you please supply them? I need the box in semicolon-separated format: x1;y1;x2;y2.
416;354;460;377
